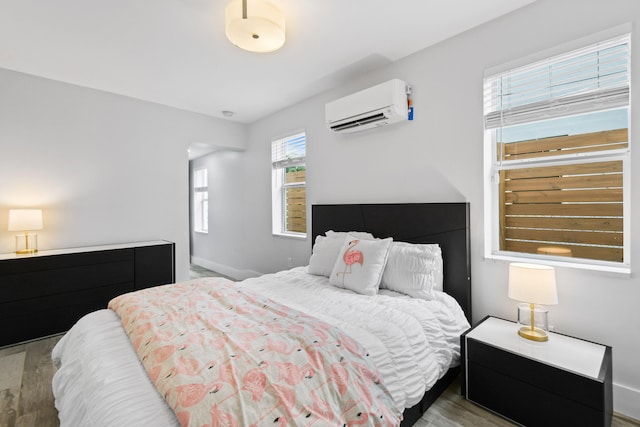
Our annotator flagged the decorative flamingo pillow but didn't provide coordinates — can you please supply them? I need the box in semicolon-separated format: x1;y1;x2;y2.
329;236;393;295
308;231;376;277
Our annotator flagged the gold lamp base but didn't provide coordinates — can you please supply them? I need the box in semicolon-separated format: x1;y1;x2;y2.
518;326;549;342
14;232;39;255
16;248;38;255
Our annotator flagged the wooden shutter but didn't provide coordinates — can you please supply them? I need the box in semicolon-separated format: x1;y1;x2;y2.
500;129;626;262
285;170;306;233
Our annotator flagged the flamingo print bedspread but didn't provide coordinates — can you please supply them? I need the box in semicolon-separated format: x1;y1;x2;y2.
108;278;402;427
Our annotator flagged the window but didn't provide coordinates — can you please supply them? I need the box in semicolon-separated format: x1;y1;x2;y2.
484;33;630;271
272;131;306;237
193;168;208;233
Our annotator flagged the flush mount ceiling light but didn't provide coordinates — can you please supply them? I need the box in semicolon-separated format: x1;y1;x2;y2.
225;0;285;53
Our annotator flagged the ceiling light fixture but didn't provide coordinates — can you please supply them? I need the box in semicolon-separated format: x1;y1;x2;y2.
225;0;285;53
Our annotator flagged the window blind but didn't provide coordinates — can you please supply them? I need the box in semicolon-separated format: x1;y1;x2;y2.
272;132;306;169
193;169;207;192
485;34;630;129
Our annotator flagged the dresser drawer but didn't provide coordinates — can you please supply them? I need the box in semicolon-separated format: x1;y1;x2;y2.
134;244;175;290
0;281;132;345
0;280;132;319
0;249;134;303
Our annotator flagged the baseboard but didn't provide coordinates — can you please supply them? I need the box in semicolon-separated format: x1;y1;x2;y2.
190;256;261;281
614;382;640;421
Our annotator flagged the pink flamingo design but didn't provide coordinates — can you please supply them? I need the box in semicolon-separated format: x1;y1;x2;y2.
267;338;300;355
346;412;371;426
337;240;364;285
305;345;325;371
352;378;373;408
247;383;296;427
273;362;315;385
218;361;238;388
241;368;268;401
352;362;381;385
329;363;349;395
271;384;296;413
273;417;288;427
135;322;153;335
148;365;164;383
209;404;239;427
338;333;362;355
208;334;229;350
174;356;200;376
169;382;210;408
305;389;334;424
175;410;190;426
377;400;399;426
153;343;188;364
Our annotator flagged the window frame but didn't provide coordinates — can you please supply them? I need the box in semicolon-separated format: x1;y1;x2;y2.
483;29;631;274
193;167;208;234
271;131;307;239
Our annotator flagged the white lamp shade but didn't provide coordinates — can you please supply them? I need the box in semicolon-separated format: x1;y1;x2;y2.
225;0;285;53
8;209;43;231
508;262;558;305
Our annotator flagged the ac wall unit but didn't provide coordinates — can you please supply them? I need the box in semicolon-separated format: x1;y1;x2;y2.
325;79;410;133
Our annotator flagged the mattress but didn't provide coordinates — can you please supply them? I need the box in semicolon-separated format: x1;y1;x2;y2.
52;267;469;427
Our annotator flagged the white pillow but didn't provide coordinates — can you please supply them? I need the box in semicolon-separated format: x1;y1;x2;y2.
325;230;376;240
308;231;376;277
329;236;393;296
308;235;345;277
380;242;444;299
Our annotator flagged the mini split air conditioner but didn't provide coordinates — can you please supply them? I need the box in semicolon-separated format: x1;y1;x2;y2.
325;79;410;133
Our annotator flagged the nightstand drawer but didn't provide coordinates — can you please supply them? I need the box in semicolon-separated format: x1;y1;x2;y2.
467;361;605;427
467;338;608;410
0;249;134;303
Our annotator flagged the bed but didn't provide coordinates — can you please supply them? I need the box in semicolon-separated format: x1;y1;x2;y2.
52;202;472;426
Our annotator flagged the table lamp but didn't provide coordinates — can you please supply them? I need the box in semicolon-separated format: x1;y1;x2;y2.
508;262;558;342
8;209;43;254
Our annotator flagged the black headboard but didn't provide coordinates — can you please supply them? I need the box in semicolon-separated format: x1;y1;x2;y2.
311;203;471;321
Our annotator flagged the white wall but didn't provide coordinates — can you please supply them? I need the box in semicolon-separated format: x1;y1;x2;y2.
194;0;640;418
189;149;263;279
0;67;246;282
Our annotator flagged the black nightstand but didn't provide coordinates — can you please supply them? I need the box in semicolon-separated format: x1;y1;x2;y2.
461;316;612;427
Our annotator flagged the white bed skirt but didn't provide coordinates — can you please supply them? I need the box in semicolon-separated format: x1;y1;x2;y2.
52;309;180;427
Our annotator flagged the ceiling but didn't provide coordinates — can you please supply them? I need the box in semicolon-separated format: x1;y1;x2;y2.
0;0;535;125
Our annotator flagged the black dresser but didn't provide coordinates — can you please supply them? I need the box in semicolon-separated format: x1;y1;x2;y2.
0;240;175;346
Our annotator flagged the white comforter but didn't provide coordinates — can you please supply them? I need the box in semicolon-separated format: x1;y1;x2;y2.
52;267;469;427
